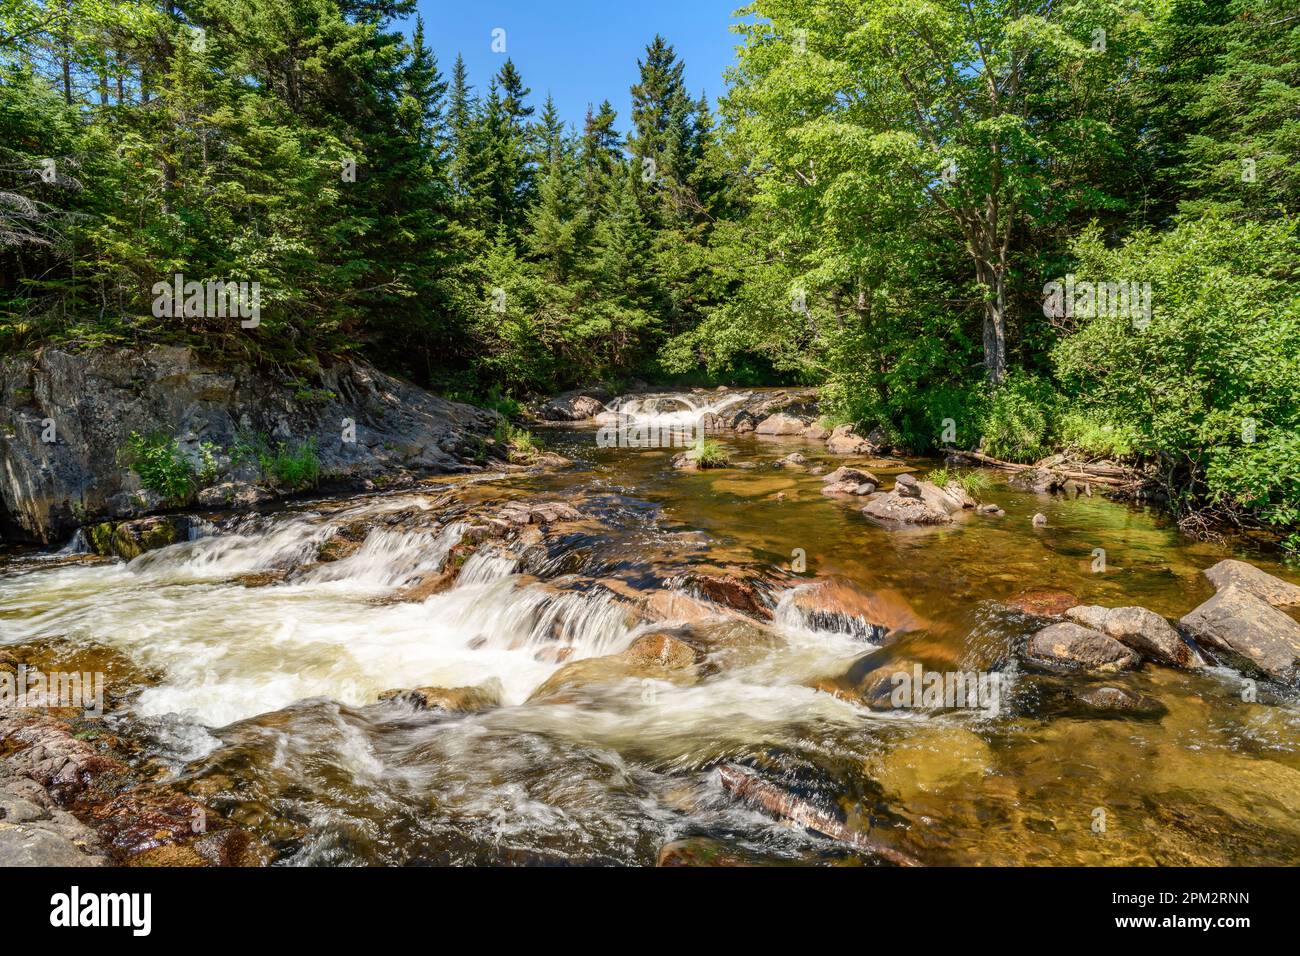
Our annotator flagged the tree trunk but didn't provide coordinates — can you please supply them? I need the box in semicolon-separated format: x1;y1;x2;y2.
976;258;1007;384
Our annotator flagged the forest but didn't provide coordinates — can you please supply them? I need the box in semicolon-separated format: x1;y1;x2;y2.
1;0;1297;546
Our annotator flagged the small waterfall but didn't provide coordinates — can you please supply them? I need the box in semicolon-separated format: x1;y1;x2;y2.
593;391;751;447
300;524;464;589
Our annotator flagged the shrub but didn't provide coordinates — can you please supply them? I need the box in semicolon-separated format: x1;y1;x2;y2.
929;467;991;496
1056;409;1139;460
232;431;320;490
1053;216;1300;543
120;432;195;502
979;373;1056;463
494;421;539;461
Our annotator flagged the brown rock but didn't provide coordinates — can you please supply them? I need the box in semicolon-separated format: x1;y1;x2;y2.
377;681;502;713
1006;586;1078;617
1180;585;1300;682
1025;621;1140;674
1064;605;1203;668
1202;559;1300;607
825;424;875;455
754;413;809;436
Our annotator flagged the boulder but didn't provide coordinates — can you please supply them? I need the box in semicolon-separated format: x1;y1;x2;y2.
85;515;189;560
820;465;879;497
622;631;701;670
825;424;874;455
778;452;807;467
1180;585;1300;682
754;413;810;436
1009;467;1063;494
787;579;925;640
1025;621;1140;674
1202;559;1300;607
1064;605;1203;668
535;387;612;421
682;572;770;618
859;478;962;527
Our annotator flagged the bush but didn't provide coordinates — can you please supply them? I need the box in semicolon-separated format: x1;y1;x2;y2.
1056;409;1139;460
1053;216;1300;542
979;373;1056;463
494;421;539;461
928;467;991;497
120;432;195;502
232;431;321;490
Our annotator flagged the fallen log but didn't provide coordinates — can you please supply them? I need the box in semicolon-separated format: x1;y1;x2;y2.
946;451;1140;487
718;765;922;866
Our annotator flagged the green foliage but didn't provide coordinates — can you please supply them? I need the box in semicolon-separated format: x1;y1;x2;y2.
693;438;728;468
979;374;1058;463
494;421;539;461
928;467;991;497
1057;409;1139;460
232;431;321;490
121;432;195;502
1053;216;1300;535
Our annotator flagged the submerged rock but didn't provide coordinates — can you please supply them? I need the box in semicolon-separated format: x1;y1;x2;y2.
1180;585;1300;683
1064;605;1203;669
526;634;700;703
1005;587;1078;617
377;681;502;714
1025;621;1140;674
717;765;920;866
1073;686;1167;718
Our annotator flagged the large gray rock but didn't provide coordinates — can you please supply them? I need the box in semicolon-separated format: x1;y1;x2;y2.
1025;621;1140;674
0;346;500;544
1064;605;1203;669
0;767;107;867
1180;585;1300;682
860;477;964;527
535;387;612;421
825;424;874;455
755;412;811;436
1202;559;1300;607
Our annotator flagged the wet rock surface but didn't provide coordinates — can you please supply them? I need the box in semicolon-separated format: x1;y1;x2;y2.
1180;585;1300;683
1025;621;1140;674
1064;604;1203;668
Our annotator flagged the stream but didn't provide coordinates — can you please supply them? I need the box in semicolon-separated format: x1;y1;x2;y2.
2;390;1300;866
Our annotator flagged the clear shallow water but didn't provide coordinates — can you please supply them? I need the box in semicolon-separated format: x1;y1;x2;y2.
3;405;1300;866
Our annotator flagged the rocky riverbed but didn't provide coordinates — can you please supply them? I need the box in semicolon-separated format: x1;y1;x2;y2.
2;384;1300;866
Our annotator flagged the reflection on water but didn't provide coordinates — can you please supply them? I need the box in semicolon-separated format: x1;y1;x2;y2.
2;415;1299;866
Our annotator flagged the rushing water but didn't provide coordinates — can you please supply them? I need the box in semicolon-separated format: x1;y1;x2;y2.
3;392;1300;866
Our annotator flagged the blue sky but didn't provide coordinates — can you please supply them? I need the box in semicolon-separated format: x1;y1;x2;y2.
410;1;745;133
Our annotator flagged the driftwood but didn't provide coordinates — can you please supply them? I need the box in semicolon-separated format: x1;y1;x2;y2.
946;451;1138;488
718;765;922;867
